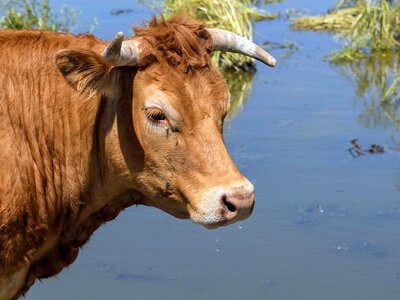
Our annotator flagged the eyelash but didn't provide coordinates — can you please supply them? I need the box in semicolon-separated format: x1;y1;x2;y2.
145;107;169;129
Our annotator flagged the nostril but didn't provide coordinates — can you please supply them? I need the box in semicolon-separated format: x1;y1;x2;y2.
222;195;237;213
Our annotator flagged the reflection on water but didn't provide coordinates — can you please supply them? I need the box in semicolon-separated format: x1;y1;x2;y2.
332;52;400;128
334;53;400;191
221;68;255;119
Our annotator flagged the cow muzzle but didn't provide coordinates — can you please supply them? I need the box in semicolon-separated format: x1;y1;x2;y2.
189;183;255;229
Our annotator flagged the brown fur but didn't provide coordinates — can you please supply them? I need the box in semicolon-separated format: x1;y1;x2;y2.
134;15;212;71
0;15;252;300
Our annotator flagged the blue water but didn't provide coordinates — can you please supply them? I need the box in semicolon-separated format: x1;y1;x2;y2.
26;1;400;299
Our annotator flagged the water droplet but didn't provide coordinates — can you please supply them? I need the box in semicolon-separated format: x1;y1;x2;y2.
238;224;242;229
215;234;220;253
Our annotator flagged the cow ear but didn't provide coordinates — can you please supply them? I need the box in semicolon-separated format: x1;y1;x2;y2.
56;49;113;95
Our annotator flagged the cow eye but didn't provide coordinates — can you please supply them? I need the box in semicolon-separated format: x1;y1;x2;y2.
151;111;165;121
145;108;167;124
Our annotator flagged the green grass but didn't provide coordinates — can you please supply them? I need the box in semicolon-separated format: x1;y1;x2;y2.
0;0;78;32
292;0;400;60
292;7;356;33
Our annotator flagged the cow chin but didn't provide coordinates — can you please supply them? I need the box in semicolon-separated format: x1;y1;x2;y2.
189;210;228;230
188;208;250;230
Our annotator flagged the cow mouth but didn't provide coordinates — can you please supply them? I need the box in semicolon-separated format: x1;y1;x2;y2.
202;219;231;230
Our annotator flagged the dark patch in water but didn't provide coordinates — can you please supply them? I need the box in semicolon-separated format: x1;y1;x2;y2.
375;208;400;221
296;205;324;225
333;240;388;258
116;273;176;282
296;204;347;225
95;261;115;273
352;240;388;257
258;278;278;293
117;273;161;281
258;279;277;286
110;9;133;16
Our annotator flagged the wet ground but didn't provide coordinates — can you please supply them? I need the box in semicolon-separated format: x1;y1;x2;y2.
26;0;400;299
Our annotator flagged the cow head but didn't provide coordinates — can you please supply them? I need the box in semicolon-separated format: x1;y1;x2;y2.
56;16;275;229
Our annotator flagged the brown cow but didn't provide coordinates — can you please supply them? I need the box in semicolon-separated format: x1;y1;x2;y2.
0;15;275;299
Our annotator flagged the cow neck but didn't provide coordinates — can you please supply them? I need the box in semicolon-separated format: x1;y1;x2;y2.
72;78;144;228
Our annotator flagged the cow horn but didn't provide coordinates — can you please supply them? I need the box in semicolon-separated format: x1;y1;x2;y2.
207;28;276;67
102;32;142;66
103;29;276;67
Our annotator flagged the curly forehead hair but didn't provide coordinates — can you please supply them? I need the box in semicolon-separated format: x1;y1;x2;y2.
133;15;213;71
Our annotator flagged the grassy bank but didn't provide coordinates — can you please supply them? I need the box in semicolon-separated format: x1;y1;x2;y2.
292;0;400;125
292;0;400;62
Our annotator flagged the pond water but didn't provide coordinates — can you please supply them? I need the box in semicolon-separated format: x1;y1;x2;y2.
26;0;400;299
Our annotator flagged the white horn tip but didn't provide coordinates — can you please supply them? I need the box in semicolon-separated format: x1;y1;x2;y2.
256;47;276;67
269;57;277;67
